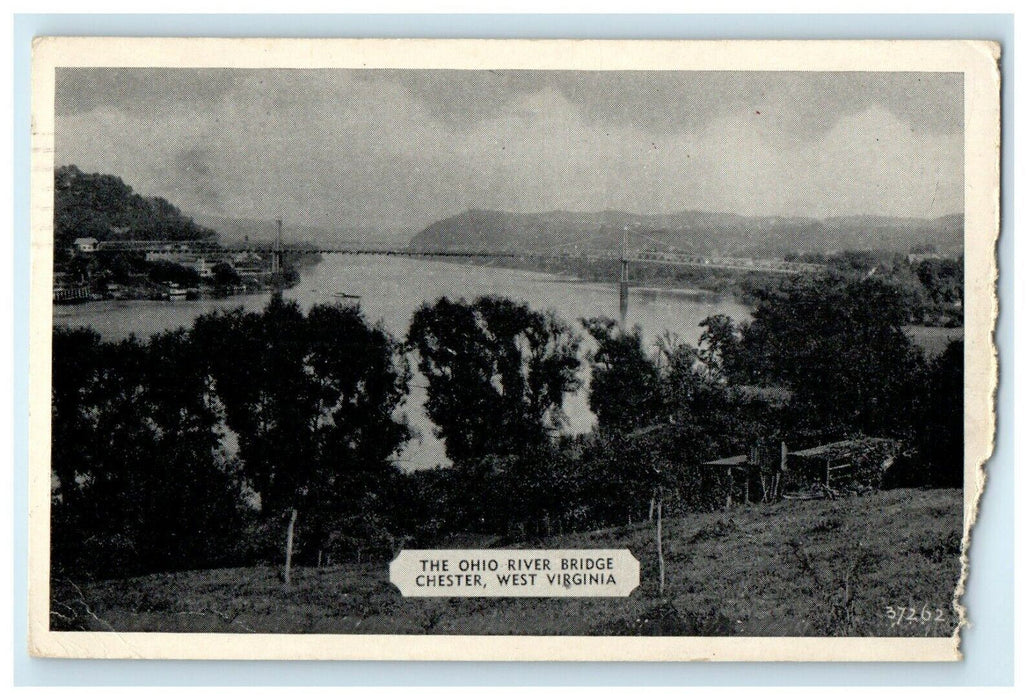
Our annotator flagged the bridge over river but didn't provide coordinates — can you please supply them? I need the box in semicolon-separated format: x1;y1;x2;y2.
94;237;827;327
96;240;826;274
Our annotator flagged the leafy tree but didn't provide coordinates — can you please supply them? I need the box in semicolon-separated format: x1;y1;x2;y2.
579;316;762;522
737;274;926;439
147;260;202;286
193;297;410;581
211;261;241;287
408;296;581;463
130;330;248;571
913;257;964;326
50;327;244;579
50;327;104;515
485;445;575;539
303;303;411;559
917;339;964;487
914;258;964;307
102;253;146;285
694;314;744;383
649;331;782;511
581;317;663;433
574;430;665;526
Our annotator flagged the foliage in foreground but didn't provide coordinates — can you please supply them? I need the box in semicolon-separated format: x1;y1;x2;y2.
52;298;411;580
51;274;964;581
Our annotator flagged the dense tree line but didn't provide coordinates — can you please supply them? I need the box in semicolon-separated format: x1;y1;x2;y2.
52;273;964;582
52;299;410;581
488;250;963;327
51;327;246;578
788;250;963;327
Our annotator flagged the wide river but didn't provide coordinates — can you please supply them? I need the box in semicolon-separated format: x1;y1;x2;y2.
54;254;752;469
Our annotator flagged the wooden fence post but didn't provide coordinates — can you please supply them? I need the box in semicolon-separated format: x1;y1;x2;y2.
284;508;297;586
726;466;734;510
656;494;665;595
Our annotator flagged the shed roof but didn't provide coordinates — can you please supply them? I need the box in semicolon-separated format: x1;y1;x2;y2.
789;437;897;460
701;454;749;467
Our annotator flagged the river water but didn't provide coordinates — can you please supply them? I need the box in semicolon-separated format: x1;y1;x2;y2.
54;254;751;469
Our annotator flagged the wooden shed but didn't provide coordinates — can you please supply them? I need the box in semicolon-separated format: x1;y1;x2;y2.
702;441;788;508
786;437;899;496
701;454;751;509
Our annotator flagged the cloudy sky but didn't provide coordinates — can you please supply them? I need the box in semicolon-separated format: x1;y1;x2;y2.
55;68;963;236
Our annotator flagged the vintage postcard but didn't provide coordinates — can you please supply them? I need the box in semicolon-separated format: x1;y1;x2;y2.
28;38;1000;661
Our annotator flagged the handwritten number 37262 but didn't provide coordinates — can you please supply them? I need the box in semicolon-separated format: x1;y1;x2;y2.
885;605;946;626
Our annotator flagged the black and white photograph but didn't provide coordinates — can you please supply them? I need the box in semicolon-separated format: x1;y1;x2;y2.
28;38;1000;661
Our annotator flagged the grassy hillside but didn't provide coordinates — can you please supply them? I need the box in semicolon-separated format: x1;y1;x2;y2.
52;488;962;637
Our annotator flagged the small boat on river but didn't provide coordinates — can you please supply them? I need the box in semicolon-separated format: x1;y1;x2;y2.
333;292;362;306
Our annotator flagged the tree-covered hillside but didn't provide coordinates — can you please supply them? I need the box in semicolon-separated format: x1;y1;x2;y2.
54;165;217;252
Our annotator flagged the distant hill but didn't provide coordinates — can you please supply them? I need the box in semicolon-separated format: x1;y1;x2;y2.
409;209;964;258
54;165;217;249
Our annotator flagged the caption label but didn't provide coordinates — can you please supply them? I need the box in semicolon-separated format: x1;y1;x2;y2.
389;549;640;597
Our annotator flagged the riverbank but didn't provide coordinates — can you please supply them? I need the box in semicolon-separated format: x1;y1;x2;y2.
454;254;768;305
56;281;282;305
54;245;320;308
441;253;964;331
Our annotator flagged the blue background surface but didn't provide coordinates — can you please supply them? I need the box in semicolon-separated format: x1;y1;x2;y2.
12;13;1014;686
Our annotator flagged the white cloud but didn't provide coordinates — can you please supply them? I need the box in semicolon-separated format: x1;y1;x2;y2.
55;72;964;234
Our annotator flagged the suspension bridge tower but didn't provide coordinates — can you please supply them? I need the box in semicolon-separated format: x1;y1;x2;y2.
271;218;284;298
619;226;630;330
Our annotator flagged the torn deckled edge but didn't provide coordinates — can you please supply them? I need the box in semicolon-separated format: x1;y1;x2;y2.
951;39;1002;662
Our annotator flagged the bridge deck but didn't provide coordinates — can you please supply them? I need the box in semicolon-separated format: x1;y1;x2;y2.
93;241;826;274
